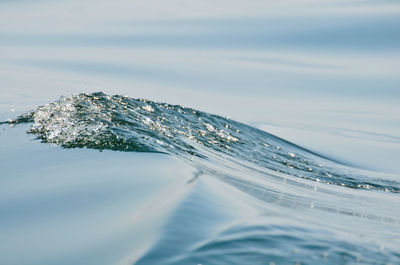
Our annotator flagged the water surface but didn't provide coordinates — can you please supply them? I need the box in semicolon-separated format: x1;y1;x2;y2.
1;0;400;264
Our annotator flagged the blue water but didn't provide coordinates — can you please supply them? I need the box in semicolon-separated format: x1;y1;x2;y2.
1;1;400;264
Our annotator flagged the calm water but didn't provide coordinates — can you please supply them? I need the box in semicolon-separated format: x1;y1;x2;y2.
1;1;400;265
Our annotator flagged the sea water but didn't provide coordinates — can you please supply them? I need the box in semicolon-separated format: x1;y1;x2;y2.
0;1;399;265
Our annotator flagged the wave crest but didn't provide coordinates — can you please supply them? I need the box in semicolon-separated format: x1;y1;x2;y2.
10;92;400;193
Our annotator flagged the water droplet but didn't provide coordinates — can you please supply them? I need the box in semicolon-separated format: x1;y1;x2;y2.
142;105;154;112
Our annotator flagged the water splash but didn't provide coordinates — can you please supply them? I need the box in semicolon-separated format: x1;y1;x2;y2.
8;92;400;192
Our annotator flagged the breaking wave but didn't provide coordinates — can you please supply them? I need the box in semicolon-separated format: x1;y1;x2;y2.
7;92;399;193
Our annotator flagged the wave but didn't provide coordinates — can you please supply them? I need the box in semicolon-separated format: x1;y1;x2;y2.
159;223;400;265
7;92;400;193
